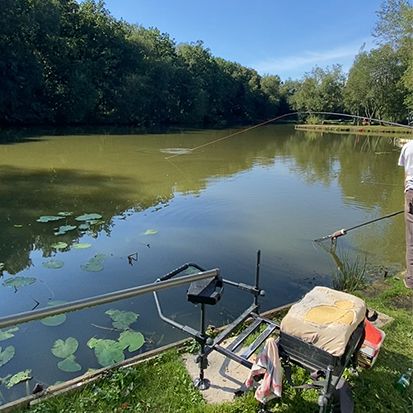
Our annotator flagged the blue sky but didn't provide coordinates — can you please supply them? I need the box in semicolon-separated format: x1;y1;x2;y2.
103;0;381;80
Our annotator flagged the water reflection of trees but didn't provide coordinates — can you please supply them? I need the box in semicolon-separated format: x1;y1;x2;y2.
0;127;405;275
0;130;281;274
0;167;137;274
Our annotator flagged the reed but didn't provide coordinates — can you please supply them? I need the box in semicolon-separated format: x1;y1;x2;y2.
333;255;368;292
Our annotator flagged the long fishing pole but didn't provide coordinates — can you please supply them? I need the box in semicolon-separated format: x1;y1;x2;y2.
314;209;404;243
164;111;413;160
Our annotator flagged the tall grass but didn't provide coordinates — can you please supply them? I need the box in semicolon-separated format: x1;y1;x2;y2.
333;255;368;292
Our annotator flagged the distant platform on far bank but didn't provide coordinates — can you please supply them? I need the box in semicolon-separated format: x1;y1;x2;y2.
295;124;413;137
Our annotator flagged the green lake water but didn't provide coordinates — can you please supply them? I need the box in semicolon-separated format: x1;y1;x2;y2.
0;125;406;402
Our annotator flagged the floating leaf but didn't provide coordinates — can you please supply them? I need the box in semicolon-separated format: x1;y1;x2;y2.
13;224;23;228
87;338;124;367
41;314;66;327
36;216;64;223
3;276;36;288
58;355;81;372
105;309;138;330
5;370;31;388
51;337;79;359
54;225;77;236
0;346;15;367
41;301;67;327
42;259;64;269
73;242;92;249
81;254;105;272
88;220;104;225
143;229;158;235
75;213;102;222
118;330;144;352
0;327;19;342
51;242;68;250
78;224;90;231
57;212;72;217
40;300;67;326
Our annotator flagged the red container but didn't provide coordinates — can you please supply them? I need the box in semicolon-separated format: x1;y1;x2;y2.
358;320;385;368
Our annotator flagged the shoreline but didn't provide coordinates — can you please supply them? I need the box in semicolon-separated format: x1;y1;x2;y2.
295;124;413;136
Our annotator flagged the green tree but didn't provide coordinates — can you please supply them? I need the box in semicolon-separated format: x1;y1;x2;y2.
344;46;408;122
373;0;413;114
290;65;345;117
0;0;282;127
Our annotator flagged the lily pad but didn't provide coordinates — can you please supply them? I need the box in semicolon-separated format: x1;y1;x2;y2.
105;309;138;330
57;212;73;217
42;259;64;269
51;337;78;359
88;220;105;225
75;213;102;222
5;370;32;388
87;338;124;367
78;224;90;231
13;224;23;228
72;242;92;249
0;346;15;367
57;355;81;372
143;229;158;235
81;254;105;272
118;330;145;352
41;314;66;327
3;276;36;288
54;225;77;236
36;216;65;223
41;301;67;327
51;242;68;250
0;327;19;342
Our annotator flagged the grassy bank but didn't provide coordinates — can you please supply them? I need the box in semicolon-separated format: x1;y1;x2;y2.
295;124;413;137
17;278;413;413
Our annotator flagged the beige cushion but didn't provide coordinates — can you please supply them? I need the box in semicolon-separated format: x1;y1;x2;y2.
280;286;366;356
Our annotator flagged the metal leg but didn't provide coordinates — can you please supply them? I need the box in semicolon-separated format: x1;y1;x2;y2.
318;365;333;413
194;304;210;390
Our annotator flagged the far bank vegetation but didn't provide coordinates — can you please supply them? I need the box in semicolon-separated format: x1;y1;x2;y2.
1;0;412;128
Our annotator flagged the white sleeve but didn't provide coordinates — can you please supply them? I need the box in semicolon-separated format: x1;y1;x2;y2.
399;146;406;167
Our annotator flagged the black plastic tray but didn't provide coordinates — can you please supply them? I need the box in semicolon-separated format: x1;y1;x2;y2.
278;322;364;374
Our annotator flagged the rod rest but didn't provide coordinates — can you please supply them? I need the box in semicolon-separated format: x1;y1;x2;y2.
187;277;224;305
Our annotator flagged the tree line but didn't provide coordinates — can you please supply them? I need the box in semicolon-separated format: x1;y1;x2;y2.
0;0;411;128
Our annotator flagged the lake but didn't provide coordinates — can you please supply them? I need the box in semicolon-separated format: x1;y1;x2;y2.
0;125;406;403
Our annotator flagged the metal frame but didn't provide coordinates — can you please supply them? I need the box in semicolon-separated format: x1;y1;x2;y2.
152;254;363;413
0;255;363;412
152;251;280;390
0;269;221;329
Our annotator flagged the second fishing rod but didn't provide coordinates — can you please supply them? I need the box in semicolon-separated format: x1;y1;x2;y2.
314;209;404;243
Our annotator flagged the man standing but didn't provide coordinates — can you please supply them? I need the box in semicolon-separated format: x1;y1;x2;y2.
398;139;413;288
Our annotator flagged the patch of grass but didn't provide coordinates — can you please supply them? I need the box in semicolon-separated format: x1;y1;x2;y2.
24;351;205;413
351;277;413;412
20;277;412;413
333;255;367;292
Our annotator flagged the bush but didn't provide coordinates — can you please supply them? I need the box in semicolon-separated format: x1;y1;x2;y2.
305;115;322;125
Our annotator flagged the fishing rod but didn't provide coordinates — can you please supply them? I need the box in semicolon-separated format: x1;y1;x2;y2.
314;209;404;243
164;111;413;160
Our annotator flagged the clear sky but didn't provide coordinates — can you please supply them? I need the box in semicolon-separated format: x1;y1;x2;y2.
103;0;382;80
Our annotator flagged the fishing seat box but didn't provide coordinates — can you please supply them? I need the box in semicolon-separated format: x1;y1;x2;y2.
279;286;366;373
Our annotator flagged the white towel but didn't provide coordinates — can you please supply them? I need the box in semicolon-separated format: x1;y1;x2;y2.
245;337;282;403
